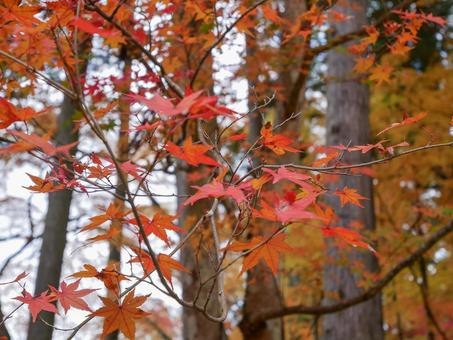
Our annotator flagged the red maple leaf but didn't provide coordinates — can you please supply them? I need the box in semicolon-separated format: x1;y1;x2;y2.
183;180;246;206
165;138;220;166
275;192;320;223
49;280;96;314
72;18;117;38
14;290;57;322
262;167;313;191
126;91;203;116
8;130;78;157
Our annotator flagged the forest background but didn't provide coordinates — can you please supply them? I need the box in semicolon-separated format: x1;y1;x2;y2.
0;0;452;339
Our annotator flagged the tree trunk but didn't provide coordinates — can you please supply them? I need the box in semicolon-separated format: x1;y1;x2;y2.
239;1;307;337
321;0;383;339
27;95;79;340
239;64;285;340
0;305;10;339
177;167;226;340
106;46;131;340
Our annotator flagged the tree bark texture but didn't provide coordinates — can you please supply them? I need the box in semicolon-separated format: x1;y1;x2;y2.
27;95;80;340
322;0;383;339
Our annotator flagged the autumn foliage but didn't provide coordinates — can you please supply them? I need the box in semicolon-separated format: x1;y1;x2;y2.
0;0;452;339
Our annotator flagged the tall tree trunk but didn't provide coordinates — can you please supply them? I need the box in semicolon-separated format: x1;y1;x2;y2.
177;165;226;340
239;1;307;338
239;35;285;340
0;305;10;339
321;0;383;339
27;95;80;340
106;46;131;340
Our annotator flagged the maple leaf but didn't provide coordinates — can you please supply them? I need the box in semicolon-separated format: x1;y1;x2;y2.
262;167;313;191
14;290;57;322
0;139;35;155
0;98;46;128
0;272;28;286
183;180;246;206
24;173;65;193
72;264;128;297
126;91;203;116
377;112;428;136
334;187;368;208
369;64;393;86
249;174;272;190
72;18;117;39
353;55;375;74
8;130;78;157
227;133;248;142
91;289;150;340
129;250;188;285
260;123;299;155
128;212;185;246
225;233;293;274
0;0;41;26
312;151;340;167
422;13;446;27
275;192;320;223
49;280;96;314
119;161;146;181
81;203;130;232
321;227;374;252
165;138;220;167
252;200;279;222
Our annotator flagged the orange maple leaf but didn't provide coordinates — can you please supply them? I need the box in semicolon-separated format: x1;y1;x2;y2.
71;264;128;297
165;138;220;167
377;112;427;136
0;98;47;128
24;173;65;193
81;203;130;232
260;123;299;155
353;55;375;74
225;233;293;274
369;64;393;86
321;227;374;252
128;212;185;246
91;289;150;340
334;187;368;208
129;250;189;285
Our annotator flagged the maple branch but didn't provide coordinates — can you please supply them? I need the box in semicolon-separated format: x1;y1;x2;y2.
307;0;417;57
202;199;227;318
251;220;453;323
239;141;453;182
85;1;184;98
0;303;24;328
410;262;449;340
0;50;77;99
190;0;269;87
